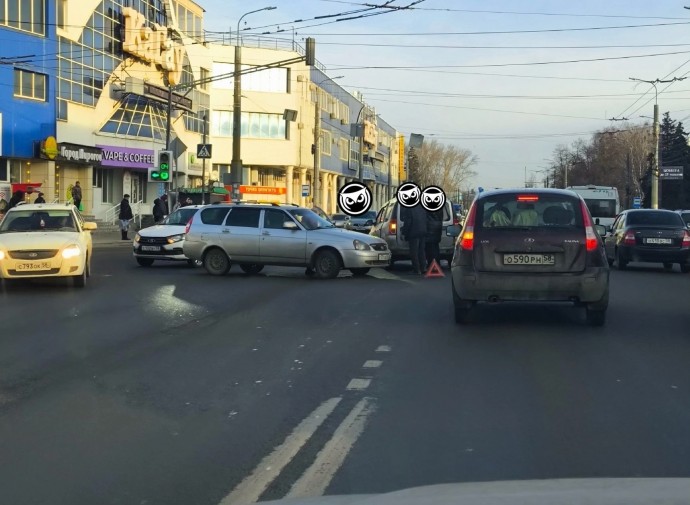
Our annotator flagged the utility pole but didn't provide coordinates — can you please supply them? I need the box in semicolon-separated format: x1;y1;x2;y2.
626;149;632;209
166;85;173;191
202;113;208;205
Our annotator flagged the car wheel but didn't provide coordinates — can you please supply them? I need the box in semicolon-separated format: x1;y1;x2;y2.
136;257;154;267
72;263;87;288
586;307;606;327
240;264;264;275
350;268;370;277
86;254;91;278
452;284;473;324
681;264;690;273
663;262;673;271
314;250;342;279
204;248;230;276
187;259;203;267
615;249;627;270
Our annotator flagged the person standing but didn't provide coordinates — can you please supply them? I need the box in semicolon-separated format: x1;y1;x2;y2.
8;190;25;210
153;196;167;223
34;192;46;204
119;194;134;240
425;208;444;270
71;181;82;210
401;203;428;275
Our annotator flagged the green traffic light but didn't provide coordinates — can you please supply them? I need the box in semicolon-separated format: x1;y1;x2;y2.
151;171;160;179
160;163;169;170
160;172;169;181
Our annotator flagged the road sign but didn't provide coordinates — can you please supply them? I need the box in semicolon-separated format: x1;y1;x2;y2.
196;144;212;159
632;197;642;209
425;260;445;278
302;184;310;197
660;166;683;179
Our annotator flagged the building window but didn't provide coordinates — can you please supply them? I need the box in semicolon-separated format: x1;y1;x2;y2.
99;95;169;141
1;0;45;35
0;160;8;181
340;103;349;123
320;130;332;156
93;168;114;203
199;67;210;90
211;110;287;139
56;0;66;28
350;140;360;170
339;138;349;161
212;63;288;93
14;69;47;101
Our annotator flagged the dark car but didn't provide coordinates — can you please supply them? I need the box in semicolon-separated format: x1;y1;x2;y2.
604;209;690;272
449;189;610;326
345;210;377;233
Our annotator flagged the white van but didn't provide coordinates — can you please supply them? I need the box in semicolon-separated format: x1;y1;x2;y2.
370;198;458;266
566;185;620;228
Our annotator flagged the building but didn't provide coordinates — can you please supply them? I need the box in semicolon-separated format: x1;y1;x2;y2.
0;0;58;207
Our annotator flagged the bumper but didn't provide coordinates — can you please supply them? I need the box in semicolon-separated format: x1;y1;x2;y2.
451;266;609;304
0;256;85;279
620;246;690;264
133;242;187;261
340;249;391;268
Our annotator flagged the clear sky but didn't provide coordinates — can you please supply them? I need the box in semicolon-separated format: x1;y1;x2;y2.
198;0;690;190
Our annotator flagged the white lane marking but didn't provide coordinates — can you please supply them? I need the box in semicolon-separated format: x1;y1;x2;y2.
346;378;371;390
362;360;382;368
375;345;391;353
218;397;342;505
286;397;374;499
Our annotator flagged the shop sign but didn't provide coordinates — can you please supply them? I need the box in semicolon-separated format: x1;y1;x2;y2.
123;7;184;86
57;143;103;164
39;136;59;160
239;185;287;195
96;145;156;169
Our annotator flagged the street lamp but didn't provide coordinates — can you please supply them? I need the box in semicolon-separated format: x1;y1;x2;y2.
231;6;277;200
313;75;343;208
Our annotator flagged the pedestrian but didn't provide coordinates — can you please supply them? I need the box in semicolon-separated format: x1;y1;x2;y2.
401;200;428;275
161;194;169;215
425;207;444;270
152;195;167;223
8;190;25;210
71;181;82;210
119;194;134;240
184;197;193;207
34;192;46;204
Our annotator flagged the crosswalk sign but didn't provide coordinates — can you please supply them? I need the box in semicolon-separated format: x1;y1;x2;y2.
197;144;212;159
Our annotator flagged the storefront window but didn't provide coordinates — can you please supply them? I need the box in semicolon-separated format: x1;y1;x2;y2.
0;160;8;181
10;160;22;183
210;111;287;139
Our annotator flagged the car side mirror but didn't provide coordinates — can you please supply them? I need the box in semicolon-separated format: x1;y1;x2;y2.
447;225;461;237
83;222;98;231
283;221;298;230
594;224;606;236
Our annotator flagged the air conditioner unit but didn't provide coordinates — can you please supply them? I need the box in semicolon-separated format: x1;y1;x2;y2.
340;119;347;125
329;113;337;119
297;75;305;82
298;123;304;129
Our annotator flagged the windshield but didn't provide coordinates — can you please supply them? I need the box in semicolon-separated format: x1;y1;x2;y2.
0;210;77;233
583;198;617;218
627;211;684;226
289;208;335;230
164;208;198;225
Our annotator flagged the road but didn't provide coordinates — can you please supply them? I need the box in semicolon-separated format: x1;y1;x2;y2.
1;247;689;505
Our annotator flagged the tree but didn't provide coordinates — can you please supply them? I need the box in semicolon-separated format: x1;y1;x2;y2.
408;139;478;196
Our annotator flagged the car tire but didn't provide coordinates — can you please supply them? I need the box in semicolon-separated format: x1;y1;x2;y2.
137;257;154;267
586;307;606;327
615;249;627;270
72;263;87;288
350;268;370;277
204;248;230;276
314;249;342;279
452;284;473;324
240;264;264;275
187;259;203;267
681;264;690;273
663;262;673;271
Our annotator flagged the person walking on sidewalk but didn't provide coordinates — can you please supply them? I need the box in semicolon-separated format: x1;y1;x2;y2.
119;194;134;240
71;182;82;210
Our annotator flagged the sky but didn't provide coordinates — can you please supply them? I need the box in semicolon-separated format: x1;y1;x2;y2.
198;0;690;190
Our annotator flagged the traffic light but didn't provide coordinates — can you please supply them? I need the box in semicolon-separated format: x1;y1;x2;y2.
157;150;172;181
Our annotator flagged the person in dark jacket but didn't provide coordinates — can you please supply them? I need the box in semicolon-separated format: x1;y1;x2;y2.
425;208;444;270
401;203;428;275
152;196;167;223
34;192;46;204
71;181;82;210
8;190;25;210
119;194;134;240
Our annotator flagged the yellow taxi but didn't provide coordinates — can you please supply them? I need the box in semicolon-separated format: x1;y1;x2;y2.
0;203;97;288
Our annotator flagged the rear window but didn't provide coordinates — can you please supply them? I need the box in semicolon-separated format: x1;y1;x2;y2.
680;212;690;225
584;198;617;218
200;207;230;225
476;194;584;230
627;211;684;226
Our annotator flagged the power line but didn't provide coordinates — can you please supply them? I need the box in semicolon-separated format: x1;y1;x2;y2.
315;42;690;50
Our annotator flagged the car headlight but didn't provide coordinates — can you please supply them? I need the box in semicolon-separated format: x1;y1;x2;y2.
167;234;184;244
134;234;141;242
353;239;371;251
62;244;81;259
0;250;5;260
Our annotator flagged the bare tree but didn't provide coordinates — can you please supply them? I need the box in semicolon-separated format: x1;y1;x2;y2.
409;139;478;195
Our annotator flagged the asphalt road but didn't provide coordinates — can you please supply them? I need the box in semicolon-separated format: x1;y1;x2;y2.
1;248;689;505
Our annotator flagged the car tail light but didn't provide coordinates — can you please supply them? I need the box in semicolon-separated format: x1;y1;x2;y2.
682;230;690;248
517;194;539;202
460;202;477;250
624;231;636;246
388;218;397;235
579;199;598;252
185;218;193;234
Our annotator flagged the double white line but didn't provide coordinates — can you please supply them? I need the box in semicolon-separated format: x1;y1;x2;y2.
219;396;374;505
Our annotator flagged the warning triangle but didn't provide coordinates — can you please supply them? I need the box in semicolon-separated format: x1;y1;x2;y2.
425;259;445;278
197;145;211;158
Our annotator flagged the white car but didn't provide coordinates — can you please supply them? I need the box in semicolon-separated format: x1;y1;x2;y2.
0;203;96;288
133;205;203;267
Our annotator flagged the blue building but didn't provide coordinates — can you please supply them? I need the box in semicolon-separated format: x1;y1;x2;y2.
0;0;58;204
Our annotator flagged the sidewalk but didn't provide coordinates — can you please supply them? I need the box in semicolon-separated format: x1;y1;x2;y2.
91;231;135;248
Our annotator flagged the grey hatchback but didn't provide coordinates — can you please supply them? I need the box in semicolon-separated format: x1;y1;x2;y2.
449;189;610;326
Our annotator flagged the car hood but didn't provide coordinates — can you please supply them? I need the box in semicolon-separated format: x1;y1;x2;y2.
138;225;187;238
0;231;81;250
260;479;690;505
309;227;382;243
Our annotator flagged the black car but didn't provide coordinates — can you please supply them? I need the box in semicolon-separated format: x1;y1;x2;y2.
449;189;610;326
603;209;690;272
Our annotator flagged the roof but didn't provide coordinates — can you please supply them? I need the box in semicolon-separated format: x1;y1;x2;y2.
476;188;579;198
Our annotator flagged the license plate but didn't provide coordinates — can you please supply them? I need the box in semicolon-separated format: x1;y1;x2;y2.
645;238;672;244
16;262;51;271
503;253;555;265
141;246;161;251
378;253;390;261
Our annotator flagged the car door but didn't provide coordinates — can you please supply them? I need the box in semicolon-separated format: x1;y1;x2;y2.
611;213;626;252
259;209;308;264
221;207;262;262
